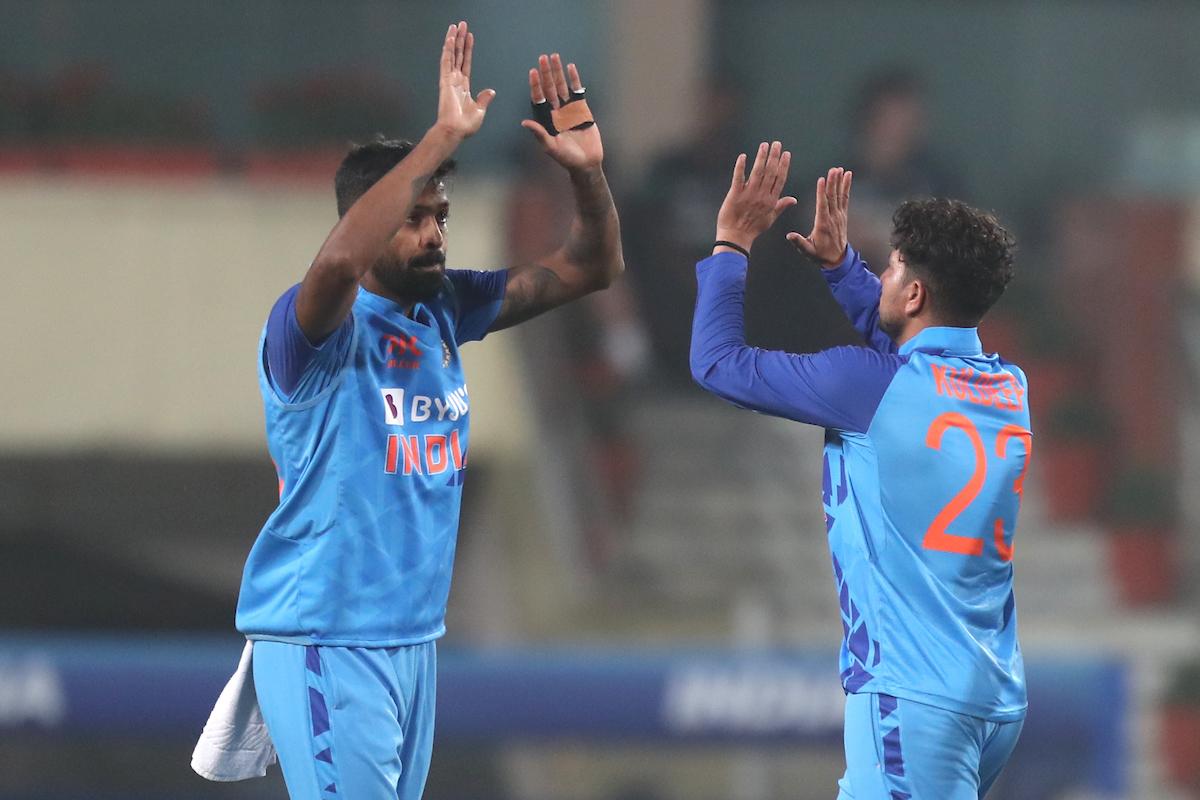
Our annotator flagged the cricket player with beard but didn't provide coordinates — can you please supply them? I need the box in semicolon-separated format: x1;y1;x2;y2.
222;21;621;800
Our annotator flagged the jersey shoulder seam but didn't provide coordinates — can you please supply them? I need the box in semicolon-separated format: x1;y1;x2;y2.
259;314;359;412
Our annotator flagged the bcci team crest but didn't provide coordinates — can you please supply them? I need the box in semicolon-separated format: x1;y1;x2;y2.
442;341;452;368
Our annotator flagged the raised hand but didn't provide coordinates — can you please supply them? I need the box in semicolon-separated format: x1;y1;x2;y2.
435;21;496;141
714;141;797;253
788;167;852;267
521;54;603;172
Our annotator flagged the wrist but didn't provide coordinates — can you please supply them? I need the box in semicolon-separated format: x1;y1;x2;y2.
713;239;750;259
567;163;606;182
714;229;755;253
820;244;849;269
427;123;465;150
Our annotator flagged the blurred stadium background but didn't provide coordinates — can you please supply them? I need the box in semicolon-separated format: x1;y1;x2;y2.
2;1;1199;798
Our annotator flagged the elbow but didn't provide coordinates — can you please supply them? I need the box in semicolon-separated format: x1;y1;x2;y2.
585;243;625;291
570;254;623;294
310;251;363;286
595;256;624;290
610;250;627;280
574;230;626;290
690;342;751;399
689;352;718;393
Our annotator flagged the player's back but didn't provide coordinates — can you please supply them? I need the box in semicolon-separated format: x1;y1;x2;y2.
825;328;1030;721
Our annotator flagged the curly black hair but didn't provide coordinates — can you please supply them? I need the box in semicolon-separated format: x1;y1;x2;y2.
334;136;456;218
890;198;1015;326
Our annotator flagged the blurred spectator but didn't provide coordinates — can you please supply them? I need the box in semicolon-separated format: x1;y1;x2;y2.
504;139;647;565
504;136;649;394
627;76;870;370
624;76;745;387
842;67;965;269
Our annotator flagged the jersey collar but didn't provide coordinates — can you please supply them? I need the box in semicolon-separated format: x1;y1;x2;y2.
898;326;983;357
356;285;441;327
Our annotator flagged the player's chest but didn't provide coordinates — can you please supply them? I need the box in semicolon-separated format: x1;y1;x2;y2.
351;314;469;431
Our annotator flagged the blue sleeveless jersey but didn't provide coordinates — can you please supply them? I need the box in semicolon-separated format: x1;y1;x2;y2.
237;272;504;646
692;248;1029;722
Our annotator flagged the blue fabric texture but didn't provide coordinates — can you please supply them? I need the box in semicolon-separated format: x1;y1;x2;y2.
263;269;507;401
837;692;1023;799
690;252;903;432
445;268;508;343
238;269;506;646
264;284;354;402
691;249;1030;723
820;246;898;354
253;640;437;800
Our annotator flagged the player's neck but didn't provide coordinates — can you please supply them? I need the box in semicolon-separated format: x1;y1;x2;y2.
894;314;978;347
893;317;937;348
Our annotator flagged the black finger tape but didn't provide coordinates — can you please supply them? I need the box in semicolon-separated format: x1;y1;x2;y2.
531;100;558;136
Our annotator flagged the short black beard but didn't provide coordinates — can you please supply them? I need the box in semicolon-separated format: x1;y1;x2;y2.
372;252;446;301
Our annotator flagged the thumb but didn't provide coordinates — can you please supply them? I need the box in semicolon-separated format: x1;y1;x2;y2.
475;88;497;110
773;196;799;216
520;119;553;148
786;232;817;258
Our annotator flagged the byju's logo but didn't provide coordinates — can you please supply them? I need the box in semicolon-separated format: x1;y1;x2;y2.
381;389;406;426
383;334;422;369
379;386;468;427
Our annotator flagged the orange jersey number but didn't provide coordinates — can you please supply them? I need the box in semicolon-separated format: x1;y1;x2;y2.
923;413;1031;561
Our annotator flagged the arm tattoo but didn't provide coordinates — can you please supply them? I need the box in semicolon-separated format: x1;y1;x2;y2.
492;264;568;331
489;168;622;332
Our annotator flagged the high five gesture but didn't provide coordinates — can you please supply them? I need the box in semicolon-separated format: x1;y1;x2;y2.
225;23;626;800
436;21;495;141
521;54;604;172
713;141;798;255
490;50;622;330
788;167;853;268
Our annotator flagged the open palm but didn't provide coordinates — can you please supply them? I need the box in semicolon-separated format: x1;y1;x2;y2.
788;167;852;267
521;54;604;171
436;21;495;141
715;141;797;250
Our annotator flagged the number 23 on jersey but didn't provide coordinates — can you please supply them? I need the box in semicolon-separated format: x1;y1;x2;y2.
923;412;1032;562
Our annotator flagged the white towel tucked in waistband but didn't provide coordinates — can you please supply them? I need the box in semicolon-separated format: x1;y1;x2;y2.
191;640;277;781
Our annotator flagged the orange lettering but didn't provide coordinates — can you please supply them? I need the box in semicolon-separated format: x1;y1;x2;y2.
426;435;449;474
923;412;987;556
952;372;969;400
979;375;1001;407
931;364;950;397
385;435;399;474
399;435;422;475
449;429;465;470
996;375;1019;411
1007;376;1026;412
960;368;983;403
993;425;1033;562
931;365;1026;413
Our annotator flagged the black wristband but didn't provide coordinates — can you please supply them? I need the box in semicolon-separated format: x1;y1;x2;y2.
714;240;751;259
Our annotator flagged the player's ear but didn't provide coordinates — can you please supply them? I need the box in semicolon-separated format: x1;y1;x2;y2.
905;279;926;318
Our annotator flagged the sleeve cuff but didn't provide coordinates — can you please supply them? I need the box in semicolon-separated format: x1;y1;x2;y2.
820;245;859;286
697;250;749;275
285;293;343;351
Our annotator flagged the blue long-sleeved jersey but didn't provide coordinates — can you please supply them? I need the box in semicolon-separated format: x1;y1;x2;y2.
691;247;1030;722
